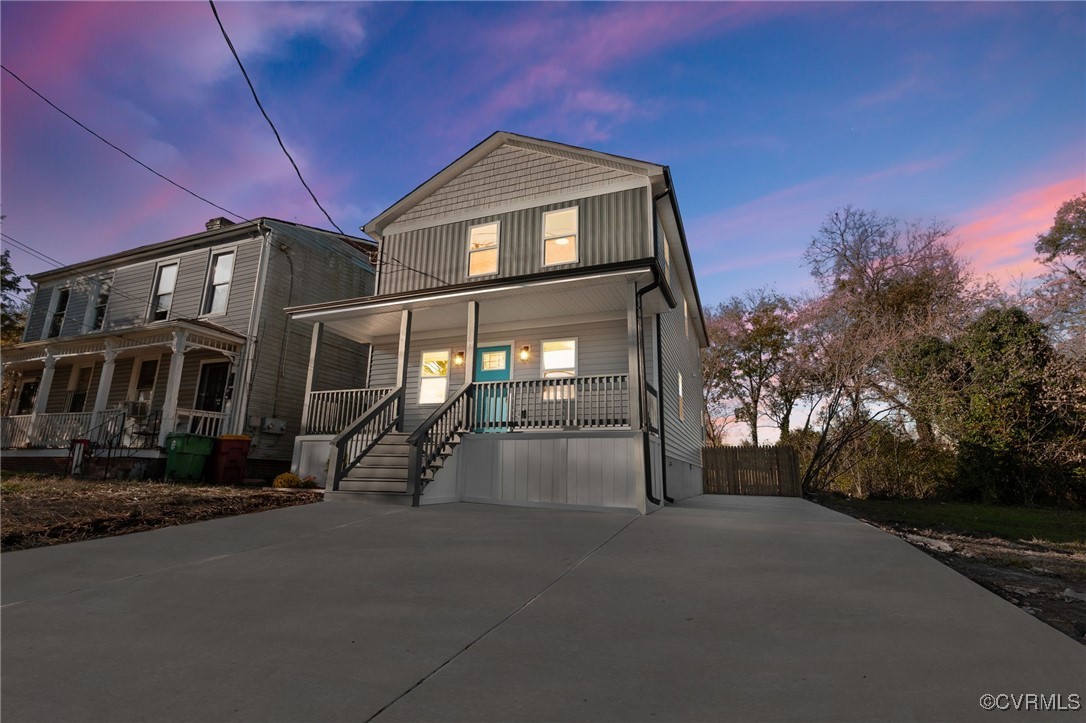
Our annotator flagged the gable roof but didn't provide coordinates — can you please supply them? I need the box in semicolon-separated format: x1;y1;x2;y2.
28;217;376;283
363;131;666;240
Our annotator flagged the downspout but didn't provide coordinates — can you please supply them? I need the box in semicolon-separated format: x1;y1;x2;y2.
651;191;675;504
636;268;661;507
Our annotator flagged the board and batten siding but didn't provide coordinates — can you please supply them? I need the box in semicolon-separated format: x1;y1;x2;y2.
379;188;649;295
393;143;643;228
459;432;640;511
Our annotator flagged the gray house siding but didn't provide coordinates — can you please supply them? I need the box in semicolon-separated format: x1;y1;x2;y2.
379;188;650;295
394;143;642;228
658;291;705;471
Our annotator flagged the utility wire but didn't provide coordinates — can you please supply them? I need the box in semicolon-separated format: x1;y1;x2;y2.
1;65;249;223
209;0;343;235
207;1;452;288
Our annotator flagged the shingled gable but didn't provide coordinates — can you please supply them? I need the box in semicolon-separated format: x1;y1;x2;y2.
363;131;666;239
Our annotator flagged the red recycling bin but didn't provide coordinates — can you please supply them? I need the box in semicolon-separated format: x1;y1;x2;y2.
210;435;252;485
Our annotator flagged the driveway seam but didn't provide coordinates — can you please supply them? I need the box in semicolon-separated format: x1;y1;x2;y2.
1;505;406;610
365;514;641;722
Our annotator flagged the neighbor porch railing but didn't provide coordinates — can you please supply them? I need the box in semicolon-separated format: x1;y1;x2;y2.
0;408;163;450
1;414;33;448
175;409;229;437
303;387;395;435
473;374;629;430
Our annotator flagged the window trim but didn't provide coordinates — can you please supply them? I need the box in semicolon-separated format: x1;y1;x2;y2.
541;207;579;268
466;221;501;278
539;337;578;379
200;248;237;317
126;354;162;416
43;286;71;339
684;298;689;338
148;260;180;323
678;371;685;422
417;349;451;407
66;364;93;413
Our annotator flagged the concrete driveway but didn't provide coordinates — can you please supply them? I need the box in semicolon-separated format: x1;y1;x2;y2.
2;496;1083;722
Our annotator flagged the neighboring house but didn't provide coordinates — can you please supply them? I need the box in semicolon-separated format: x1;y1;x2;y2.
290;132;708;513
1;217;375;479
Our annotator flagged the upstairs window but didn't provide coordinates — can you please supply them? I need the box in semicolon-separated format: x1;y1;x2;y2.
541;339;577;378
418;350;450;405
87;278;111;331
543;207;578;267
467;222;499;277
202;251;235;315
150;262;178;321
46;288;70;338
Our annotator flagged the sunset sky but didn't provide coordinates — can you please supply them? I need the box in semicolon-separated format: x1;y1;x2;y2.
2;1;1083;306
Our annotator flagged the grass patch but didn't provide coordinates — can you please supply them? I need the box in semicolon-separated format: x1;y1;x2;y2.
824;497;1086;546
1;475;322;551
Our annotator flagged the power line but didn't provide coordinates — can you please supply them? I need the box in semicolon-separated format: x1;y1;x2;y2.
209;0;343;235
1;64;250;223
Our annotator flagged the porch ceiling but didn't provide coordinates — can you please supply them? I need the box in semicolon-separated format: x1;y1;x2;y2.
305;269;669;342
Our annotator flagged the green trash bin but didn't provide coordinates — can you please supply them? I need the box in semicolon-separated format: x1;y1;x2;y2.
164;433;216;482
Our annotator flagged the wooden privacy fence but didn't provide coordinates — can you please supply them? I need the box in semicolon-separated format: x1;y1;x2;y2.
702;445;802;497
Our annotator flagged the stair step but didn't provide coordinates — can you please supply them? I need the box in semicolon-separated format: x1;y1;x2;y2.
356;453;409;467
345;465;407;481
336;478;408;493
324;489;413;505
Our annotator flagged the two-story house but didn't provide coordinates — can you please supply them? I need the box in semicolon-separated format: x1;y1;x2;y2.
1;217;375;479
290;132;708;513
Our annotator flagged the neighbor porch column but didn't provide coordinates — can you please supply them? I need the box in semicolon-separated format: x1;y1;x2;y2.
90;342;118;439
394;309;412;432
158;330;188;447
28;349;57;445
300;322;325;435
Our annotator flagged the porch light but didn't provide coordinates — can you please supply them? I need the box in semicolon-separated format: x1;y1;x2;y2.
520;345;530;361
453;351;464;366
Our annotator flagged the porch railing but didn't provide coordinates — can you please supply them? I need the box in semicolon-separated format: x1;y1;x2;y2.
407;384;474;505
304;387;394;435
175;409;229;437
33;412;94;448
330;387;403;490
1;415;32;448
473;374;629;431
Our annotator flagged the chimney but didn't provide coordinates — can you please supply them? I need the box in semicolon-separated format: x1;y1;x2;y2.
205;217;234;231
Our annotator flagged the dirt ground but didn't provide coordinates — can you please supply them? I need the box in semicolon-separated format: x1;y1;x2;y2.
823;502;1086;646
1;476;322;552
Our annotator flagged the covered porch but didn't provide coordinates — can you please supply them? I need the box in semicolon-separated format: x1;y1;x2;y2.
289;265;669;511
1;321;244;456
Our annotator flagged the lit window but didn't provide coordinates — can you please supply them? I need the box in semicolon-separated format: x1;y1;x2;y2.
150;263;178;321
203;251;234;315
541;339;576;378
91;279;111;331
467;222;499;277
47;288;70;338
481;350;507;371
543;207;578;266
419;351;449;405
678;372;684;421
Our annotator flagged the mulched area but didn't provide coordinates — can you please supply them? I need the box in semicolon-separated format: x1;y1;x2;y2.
1;476;322;552
821;500;1086;646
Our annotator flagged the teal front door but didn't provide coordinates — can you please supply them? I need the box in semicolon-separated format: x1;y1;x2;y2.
474;344;511;432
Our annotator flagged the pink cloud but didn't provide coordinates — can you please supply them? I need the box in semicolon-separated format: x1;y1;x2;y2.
955;177;1085;283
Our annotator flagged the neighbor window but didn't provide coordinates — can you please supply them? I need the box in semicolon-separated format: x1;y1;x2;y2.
543;207;578;266
541;339;576;378
467;222;499;277
419;350;450;405
202;251;235;315
46;288;70;338
678;372;685;421
150;262;178;321
87;278;111;331
67;366;93;413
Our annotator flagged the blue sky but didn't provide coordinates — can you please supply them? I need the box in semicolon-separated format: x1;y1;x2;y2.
2;1;1083;306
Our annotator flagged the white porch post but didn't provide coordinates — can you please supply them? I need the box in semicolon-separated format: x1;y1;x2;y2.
463;301;479;384
626;281;643;431
158;330;188;447
90;342;118;435
394;309;412;432
28;349;56;445
300;322;325;435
